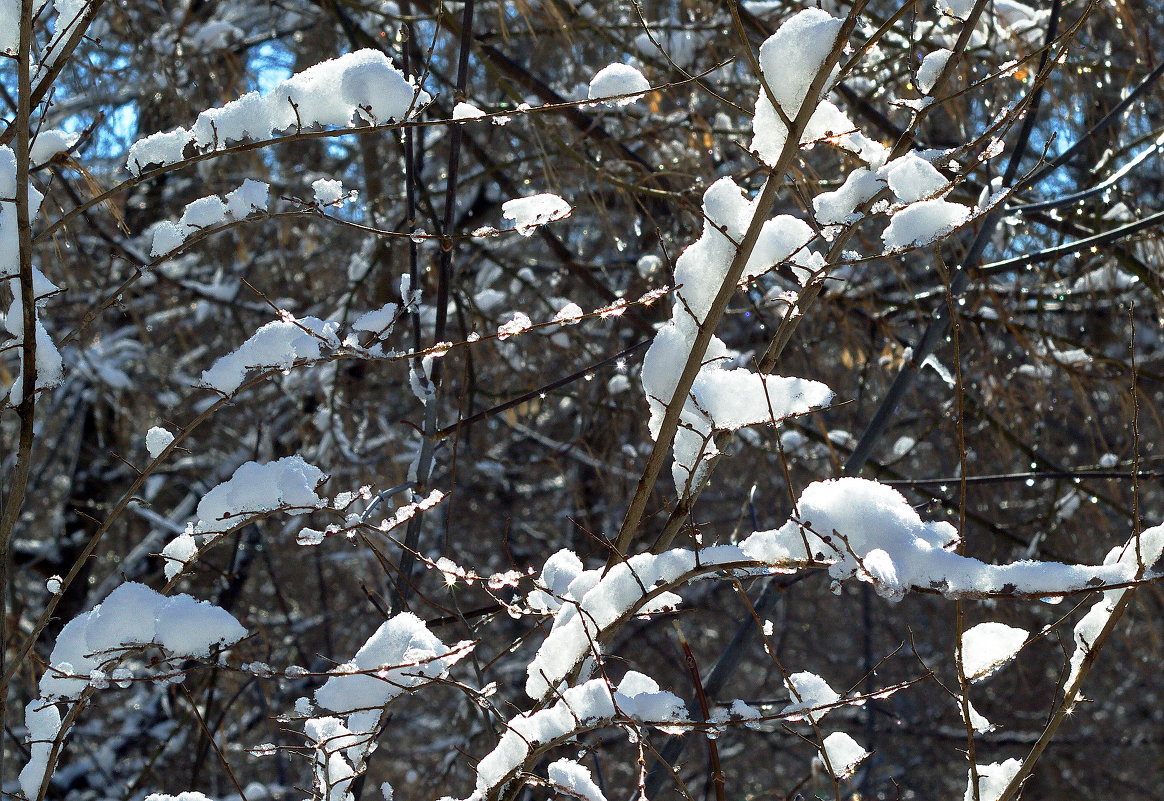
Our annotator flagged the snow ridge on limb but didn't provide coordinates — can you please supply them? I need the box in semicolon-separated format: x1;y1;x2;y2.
160;455;327;580
587;63;650;105
640;177;833;495
305;613;470;801
127;50;430;174
750;8;884;168
199;314;341;395
20;582;247;799
525;477;1164;708
740;478;1164;600
618;6;859;555
1066;524;1164;687
637;7;864;502
150;180;269;257
524;546;748;702
1;146;62;404
458;674;687;801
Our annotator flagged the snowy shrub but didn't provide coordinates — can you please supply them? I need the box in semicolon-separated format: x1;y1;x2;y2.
2;1;1163;801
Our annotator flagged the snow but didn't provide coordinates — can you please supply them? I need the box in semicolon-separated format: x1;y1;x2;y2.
3;298;64;404
37;583;246;702
186;20;242;49
587;63;650;105
30;129;79;164
882;152;948;203
55;0;88;27
744;214;819;282
0;0;18;54
313;613;454;713
496;311;533;340
19;699;63;801
453;102;486;120
993;0;1052;40
185;194;227;227
183;21;240;50
2;147;33;277
891;436;916;459
729;698;762;724
473;674;687;799
162;533;197;581
917;49;952;94
881;198;971;250
690;367;832;432
159;457;325;579
152;182;267;257
634;27;698;68
547;759;608;801
1071;262;1138;293
306;717;361;801
960;697;993;733
146;426;174;458
154;595;245;656
741;478;1161;600
965;759;1021;801
961;622;1028;681
149;222;186;258
128;50;429;174
1066;524;1164;685
527;549;585;614
192;455;326;536
939;0;976;17
615;670;688;721
126;129;193;174
352;302;399;334
640;177;833;493
819;732;868;779
501;193;572;235
85;581;165;653
552;301;584;325
200;314;339;393
782;672;840;722
800;100;886;164
224;179;270;219
813;167;885;225
524;545;745;701
474;680;614;796
37;611;98;699
751;9;845;164
302;617;462;801
637;254;662;277
312;178;347;205
337;51;427;122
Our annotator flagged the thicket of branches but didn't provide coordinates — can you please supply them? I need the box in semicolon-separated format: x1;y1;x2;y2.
2;1;1163;800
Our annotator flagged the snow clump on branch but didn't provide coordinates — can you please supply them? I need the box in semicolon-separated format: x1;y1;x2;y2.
127;50;430;174
640;176;833;494
160;455;327;579
501;193;572;235
587;63;650;105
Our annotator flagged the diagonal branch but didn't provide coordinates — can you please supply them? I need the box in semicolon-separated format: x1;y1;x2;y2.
610;0;870;561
